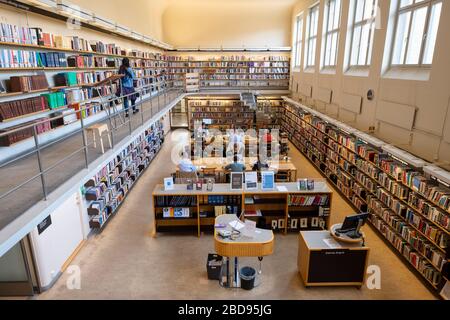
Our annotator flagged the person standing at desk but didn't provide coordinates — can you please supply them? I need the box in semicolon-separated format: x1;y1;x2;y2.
118;58;138;117
224;154;246;173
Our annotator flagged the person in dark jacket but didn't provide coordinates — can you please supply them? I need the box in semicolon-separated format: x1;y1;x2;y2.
119;58;138;117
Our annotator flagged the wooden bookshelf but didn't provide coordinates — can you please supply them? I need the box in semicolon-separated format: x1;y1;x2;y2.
84;120;165;230
186;96;283;131
281;99;450;294
152;182;332;237
166;56;290;90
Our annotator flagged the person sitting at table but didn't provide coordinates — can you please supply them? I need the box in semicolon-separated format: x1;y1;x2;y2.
178;152;198;173
252;159;269;172
224;154;246;173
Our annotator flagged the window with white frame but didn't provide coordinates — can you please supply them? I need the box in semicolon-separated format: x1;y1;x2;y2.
322;0;342;68
304;3;320;69
293;14;304;68
349;0;378;67
391;0;442;66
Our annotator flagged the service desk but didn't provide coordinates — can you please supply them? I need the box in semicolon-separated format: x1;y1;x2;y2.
215;214;274;258
214;214;274;288
298;231;369;288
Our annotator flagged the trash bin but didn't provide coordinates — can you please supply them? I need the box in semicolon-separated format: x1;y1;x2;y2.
207;254;223;280
240;266;256;290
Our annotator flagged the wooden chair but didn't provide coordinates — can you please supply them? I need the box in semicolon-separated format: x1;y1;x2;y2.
86;123;112;154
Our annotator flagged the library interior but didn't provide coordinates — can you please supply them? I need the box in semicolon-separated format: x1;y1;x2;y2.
0;0;449;301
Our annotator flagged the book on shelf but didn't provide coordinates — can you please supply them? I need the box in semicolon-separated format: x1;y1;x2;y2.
0;23;39;45
288;195;329;206
0;96;48;121
0;118;52;146
163;208;190;218
9;75;49;92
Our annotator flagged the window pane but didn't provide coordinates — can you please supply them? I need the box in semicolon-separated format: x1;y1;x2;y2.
351;25;362;66
359;23;370;65
334;0;341;29
313;8;319;36
405;6;427;64
367;21;376;65
328;0;335;31
308;40;313;66
392;11;411;65
364;0;374;19
355;0;365;23
311;38;317;66
331;32;338;65
423;2;442;64
400;0;413;8
325;34;331;66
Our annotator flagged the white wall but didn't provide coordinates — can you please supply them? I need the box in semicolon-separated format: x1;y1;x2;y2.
290;0;450;170
162;0;296;48
71;0;166;42
30;191;84;289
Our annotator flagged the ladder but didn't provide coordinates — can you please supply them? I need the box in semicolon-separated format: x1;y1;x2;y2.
83;74;125;130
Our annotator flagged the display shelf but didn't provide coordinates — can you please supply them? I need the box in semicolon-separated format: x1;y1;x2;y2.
281;98;450;294
152;182;332;237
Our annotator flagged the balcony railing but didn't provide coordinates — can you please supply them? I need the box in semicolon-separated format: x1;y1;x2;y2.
0;81;185;231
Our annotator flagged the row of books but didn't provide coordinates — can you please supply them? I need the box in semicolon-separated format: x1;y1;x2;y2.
188;100;243;107
201;80;288;85
0;119;52;146
408;193;450;230
162;208;190;219
199;195;241;205
167;55;290;62
0;49;67;68
8;75;49;92
0;23;164;61
0;96;48;121
368;196;446;269
199;75;289;80
288;195;329;206
369;214;442;286
67;55;118;68
155;196;197;207
0;49;163;69
0;24;41;45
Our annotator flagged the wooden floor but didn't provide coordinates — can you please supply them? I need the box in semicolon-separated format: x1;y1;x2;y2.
35;129;436;300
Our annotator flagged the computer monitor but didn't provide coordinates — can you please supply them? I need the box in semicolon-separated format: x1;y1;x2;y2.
337;213;369;239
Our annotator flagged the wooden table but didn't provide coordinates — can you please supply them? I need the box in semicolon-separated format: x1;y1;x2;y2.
214;214;274;288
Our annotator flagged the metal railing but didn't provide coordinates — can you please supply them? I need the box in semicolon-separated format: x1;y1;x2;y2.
0;80;184;229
